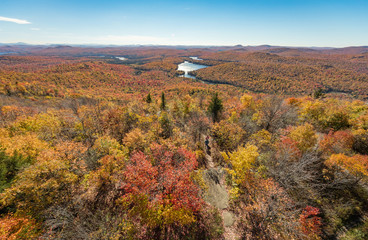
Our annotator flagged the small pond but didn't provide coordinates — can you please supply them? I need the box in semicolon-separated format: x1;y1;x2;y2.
177;61;207;79
116;57;127;61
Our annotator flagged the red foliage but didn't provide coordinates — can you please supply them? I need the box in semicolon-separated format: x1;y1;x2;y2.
320;130;354;155
123;152;158;196
122;144;203;213
299;206;322;238
276;136;302;161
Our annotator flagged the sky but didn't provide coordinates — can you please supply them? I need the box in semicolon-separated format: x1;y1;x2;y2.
0;0;367;47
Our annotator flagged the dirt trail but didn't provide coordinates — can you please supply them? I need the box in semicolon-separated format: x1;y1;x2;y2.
201;135;239;240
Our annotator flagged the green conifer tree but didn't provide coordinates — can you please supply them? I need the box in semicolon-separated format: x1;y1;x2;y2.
208;92;223;122
160;92;166;110
145;93;152;103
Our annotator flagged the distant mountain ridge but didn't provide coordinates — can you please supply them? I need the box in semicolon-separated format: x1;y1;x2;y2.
0;44;367;56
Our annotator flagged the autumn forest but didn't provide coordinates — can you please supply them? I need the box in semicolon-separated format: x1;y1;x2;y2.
0;45;368;240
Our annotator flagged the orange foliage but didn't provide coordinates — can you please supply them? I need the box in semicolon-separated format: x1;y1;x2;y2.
0;214;40;240
326;153;368;180
195;50;368;98
319;130;354;155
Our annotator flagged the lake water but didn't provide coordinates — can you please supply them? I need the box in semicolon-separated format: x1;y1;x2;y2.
0;52;14;55
116;57;127;61
189;56;203;61
177;61;207;79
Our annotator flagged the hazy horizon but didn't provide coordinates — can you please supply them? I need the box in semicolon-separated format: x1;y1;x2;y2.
1;42;367;49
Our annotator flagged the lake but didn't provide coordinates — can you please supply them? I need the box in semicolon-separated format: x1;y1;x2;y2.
177;61;207;79
116;57;127;61
189;56;203;61
0;52;15;55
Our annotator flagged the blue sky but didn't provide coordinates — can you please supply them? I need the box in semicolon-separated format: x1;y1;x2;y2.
0;0;367;47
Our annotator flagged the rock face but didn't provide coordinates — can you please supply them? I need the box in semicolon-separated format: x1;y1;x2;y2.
202;168;228;209
222;211;234;227
201;134;239;239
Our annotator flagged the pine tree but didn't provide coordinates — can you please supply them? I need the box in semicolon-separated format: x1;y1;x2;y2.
160;92;166;110
159;112;173;139
145;93;152;103
208;92;223;122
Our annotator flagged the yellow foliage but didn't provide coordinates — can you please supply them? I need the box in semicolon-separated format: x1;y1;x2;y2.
349;100;368;116
93;135;128;158
161;206;195;226
120;193;196;229
0;129;49;159
249;129;272;149
222;144;259;184
289;123;317;152
10;111;62;141
229;185;241;199
251;112;262;125
137;113;157;130
228;111;238;123
298;99;325;124
297;98;366;131
350;112;368;130
194;149;205;162
240;94;254;109
0;148;79;214
191;169;208;192
123;128;148;152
